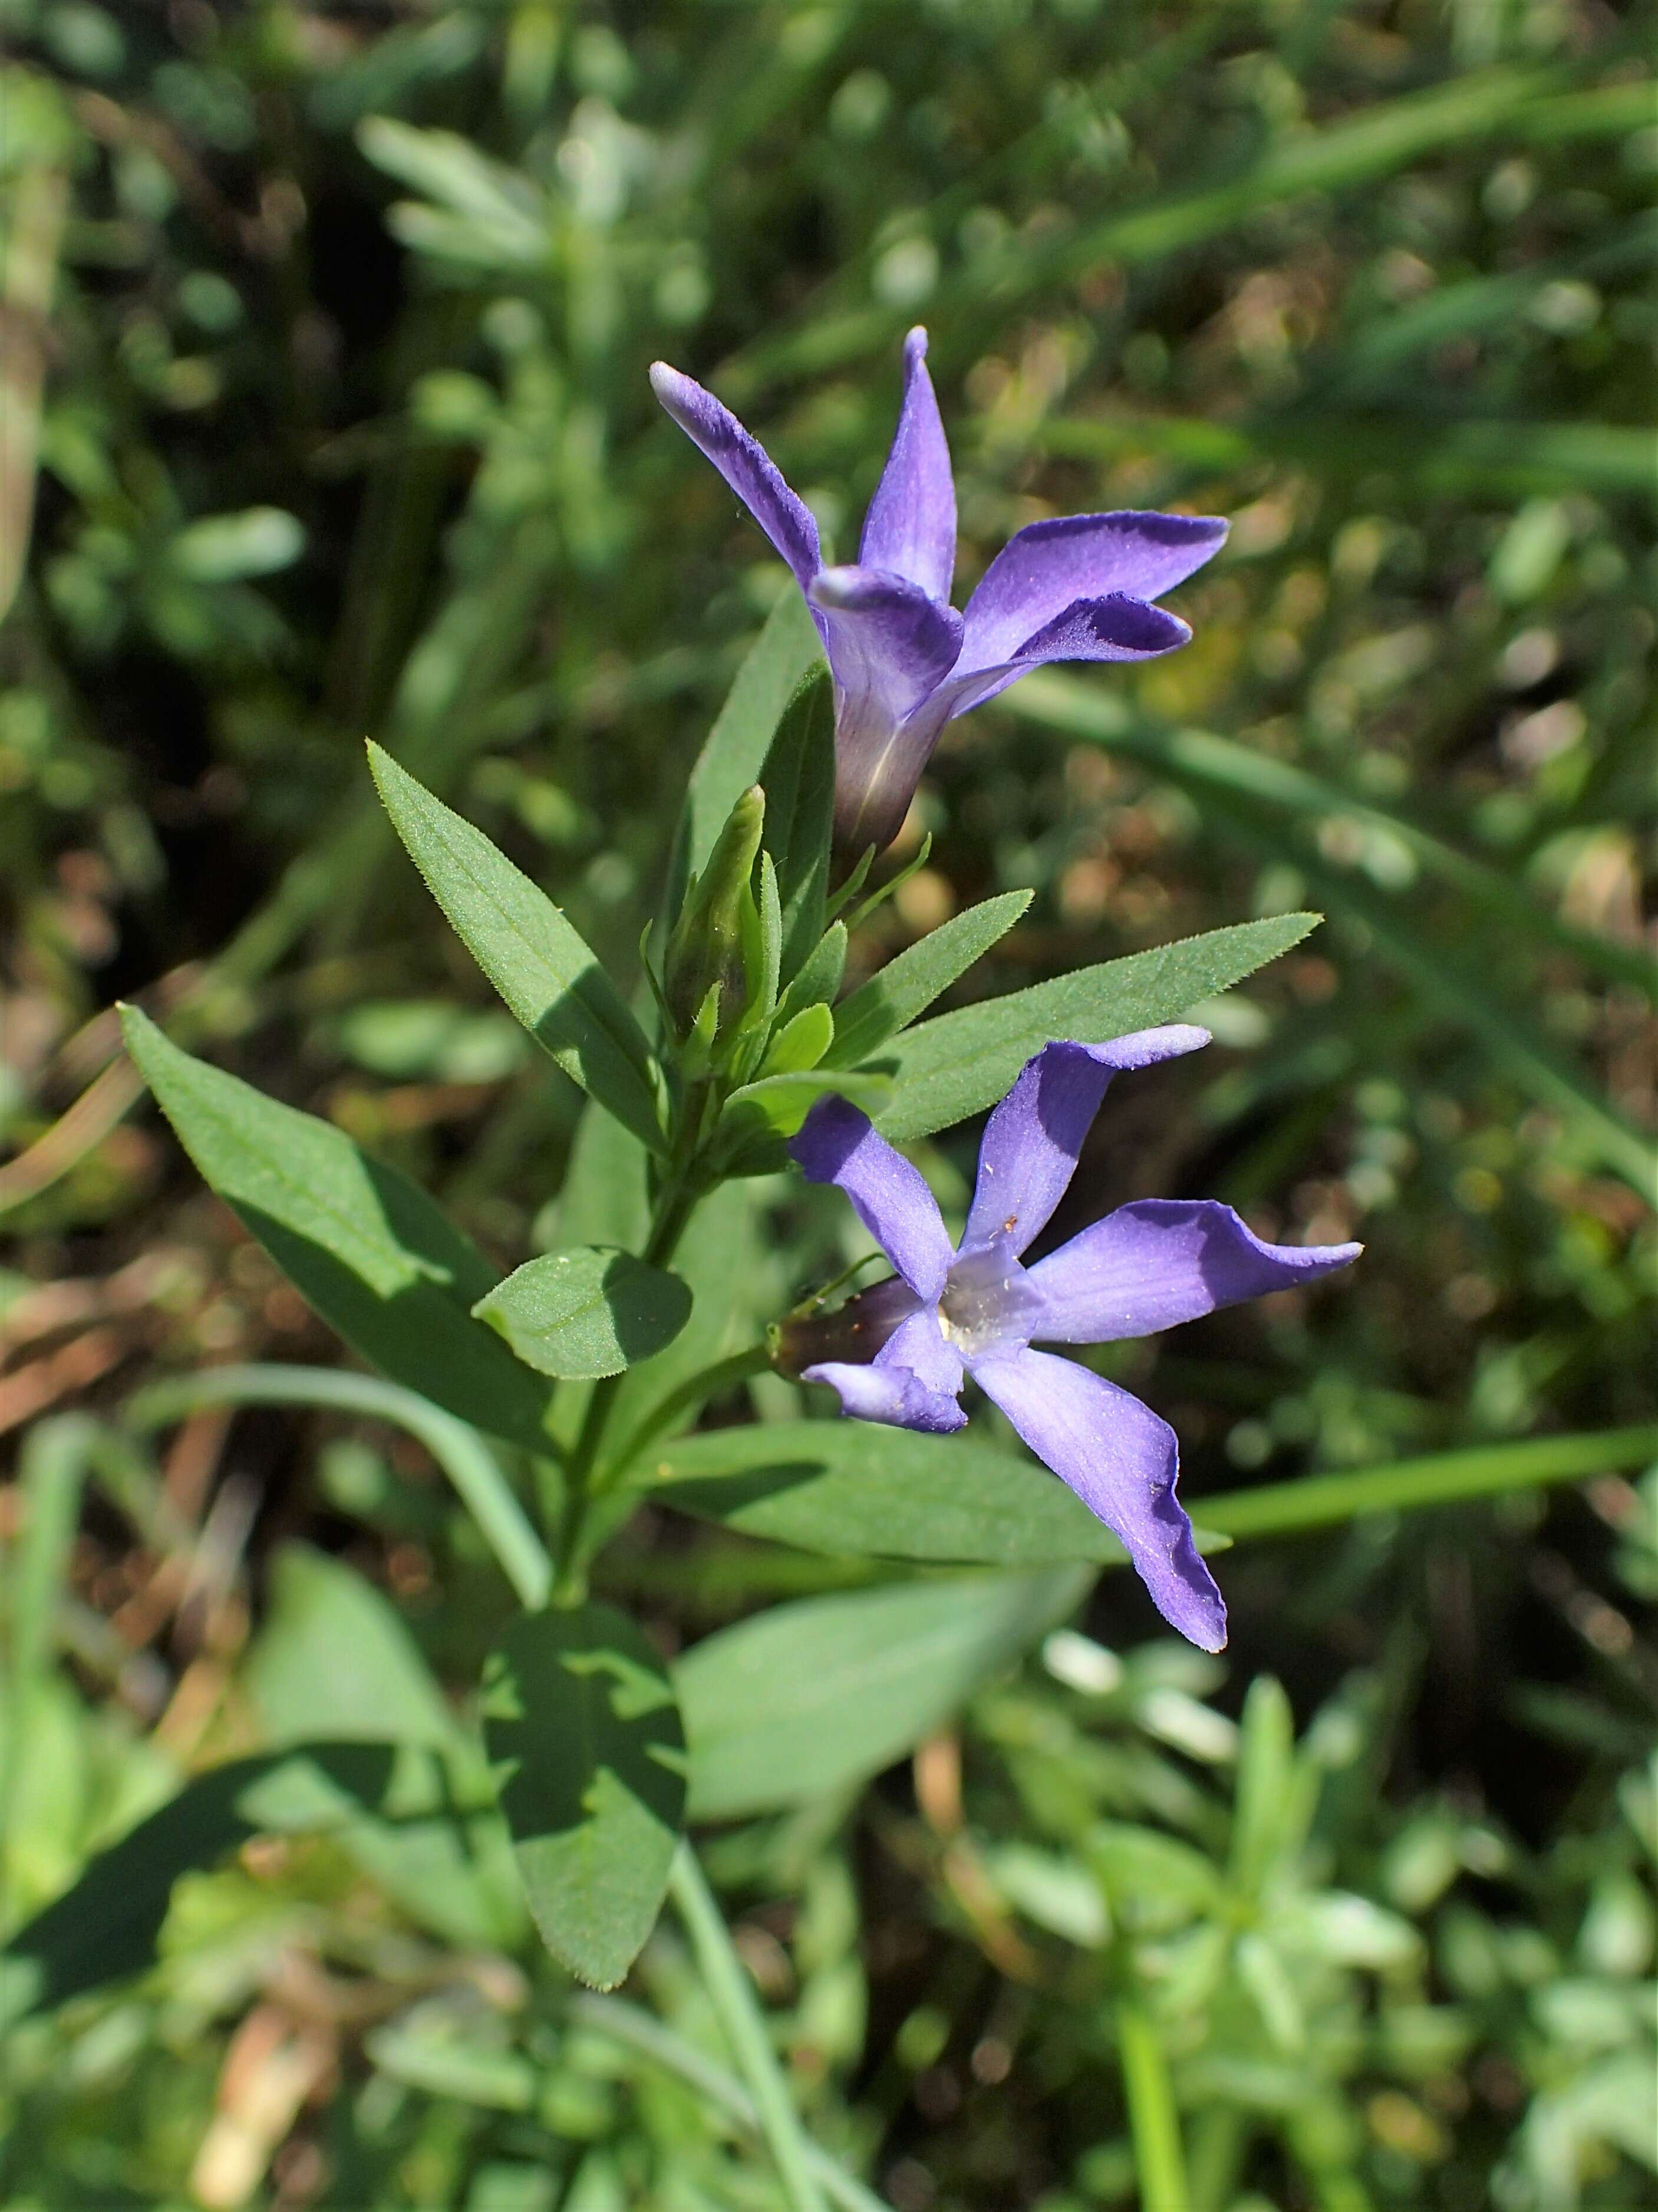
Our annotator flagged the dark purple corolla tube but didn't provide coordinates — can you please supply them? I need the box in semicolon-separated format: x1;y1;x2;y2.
789;1030;1361;1650
652;331;1228;857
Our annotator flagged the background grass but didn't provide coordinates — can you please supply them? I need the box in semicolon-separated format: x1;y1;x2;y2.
1;2;1653;2207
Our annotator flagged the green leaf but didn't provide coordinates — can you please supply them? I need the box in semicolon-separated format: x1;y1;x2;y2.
10;1415;94;1696
543;1100;654;1454
327;999;528;1082
474;1248;693;1380
677;1569;1088;1820
777;921;848;1026
869;916;1320;1142
1087;1822;1224;1925
825;889;1033;1068
749;848;783;1035
364;2020;538;2113
368;744;666;1154
248;1545;468;1752
170;506;305;581
713;1068;890;1173
758;666;836;983
355;116;545;249
0;1743;493;2022
482;1604;687;1990
759;1000;833;1077
1230;1677;1308;1897
120;1008;557;1458
649;1420;1131;1567
553;1095;652;1252
246;1546;524;1946
673;590;825;904
126;1364;551;1611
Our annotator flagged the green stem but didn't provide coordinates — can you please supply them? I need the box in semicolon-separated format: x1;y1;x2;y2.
1188;2104;1248;2212
606;1341;776;1478
1203;1423;1658;1542
1116;1997;1188;2212
668;1845;830;2212
569;1994;888;2212
124;1366;552;1609
553;1171;704;1597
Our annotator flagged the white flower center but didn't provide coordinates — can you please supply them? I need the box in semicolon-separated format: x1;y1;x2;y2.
937;1242;1039;1359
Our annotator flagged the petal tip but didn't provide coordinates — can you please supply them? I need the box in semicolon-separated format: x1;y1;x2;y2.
648;360;697;422
904;324;929;362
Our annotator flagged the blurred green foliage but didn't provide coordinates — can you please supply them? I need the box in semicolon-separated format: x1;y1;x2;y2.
1;0;1653;2206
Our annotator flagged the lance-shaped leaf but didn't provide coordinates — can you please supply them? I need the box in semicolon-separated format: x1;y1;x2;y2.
758;665;836;984
869;914;1320;1141
121;1010;557;1457
648;1419;1148;1567
824;888;1033;1068
677;1569;1088;1820
713;1066;890;1174
482;1604;687;1990
776;920;848;1028
368;745;667;1153
474;1247;692;1380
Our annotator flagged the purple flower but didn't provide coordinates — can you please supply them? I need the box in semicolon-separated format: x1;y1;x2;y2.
788;1029;1360;1650
651;331;1227;857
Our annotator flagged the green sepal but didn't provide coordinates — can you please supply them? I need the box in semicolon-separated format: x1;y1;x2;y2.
839;832;933;935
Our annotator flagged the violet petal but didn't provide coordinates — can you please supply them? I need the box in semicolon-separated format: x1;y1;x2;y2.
961;1029;1210;1259
960;511;1226;672
858;327;956;605
804;1305;966;1435
928;592;1192;728
790;1093;955;1302
650;361;821;592
875;1306;966;1395
971;1348;1226;1651
1027;1199;1362;1344
808;564;965;853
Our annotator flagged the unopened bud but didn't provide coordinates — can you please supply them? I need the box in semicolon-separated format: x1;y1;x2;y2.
772;1274;913;1377
664;785;764;1045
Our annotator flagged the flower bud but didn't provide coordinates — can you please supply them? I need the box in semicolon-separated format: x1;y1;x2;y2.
770;1274;914;1378
664;785;765;1046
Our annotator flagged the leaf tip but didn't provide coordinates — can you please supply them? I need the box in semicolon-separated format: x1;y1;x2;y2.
116;1000;160;1063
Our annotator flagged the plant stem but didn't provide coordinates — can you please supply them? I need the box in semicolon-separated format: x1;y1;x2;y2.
125;1366;552;1609
1116;1997;1188;2212
552;1171;703;1597
605;1341;776;1476
668;1845;831;2212
1202;1422;1658;1541
569;1994;889;2212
